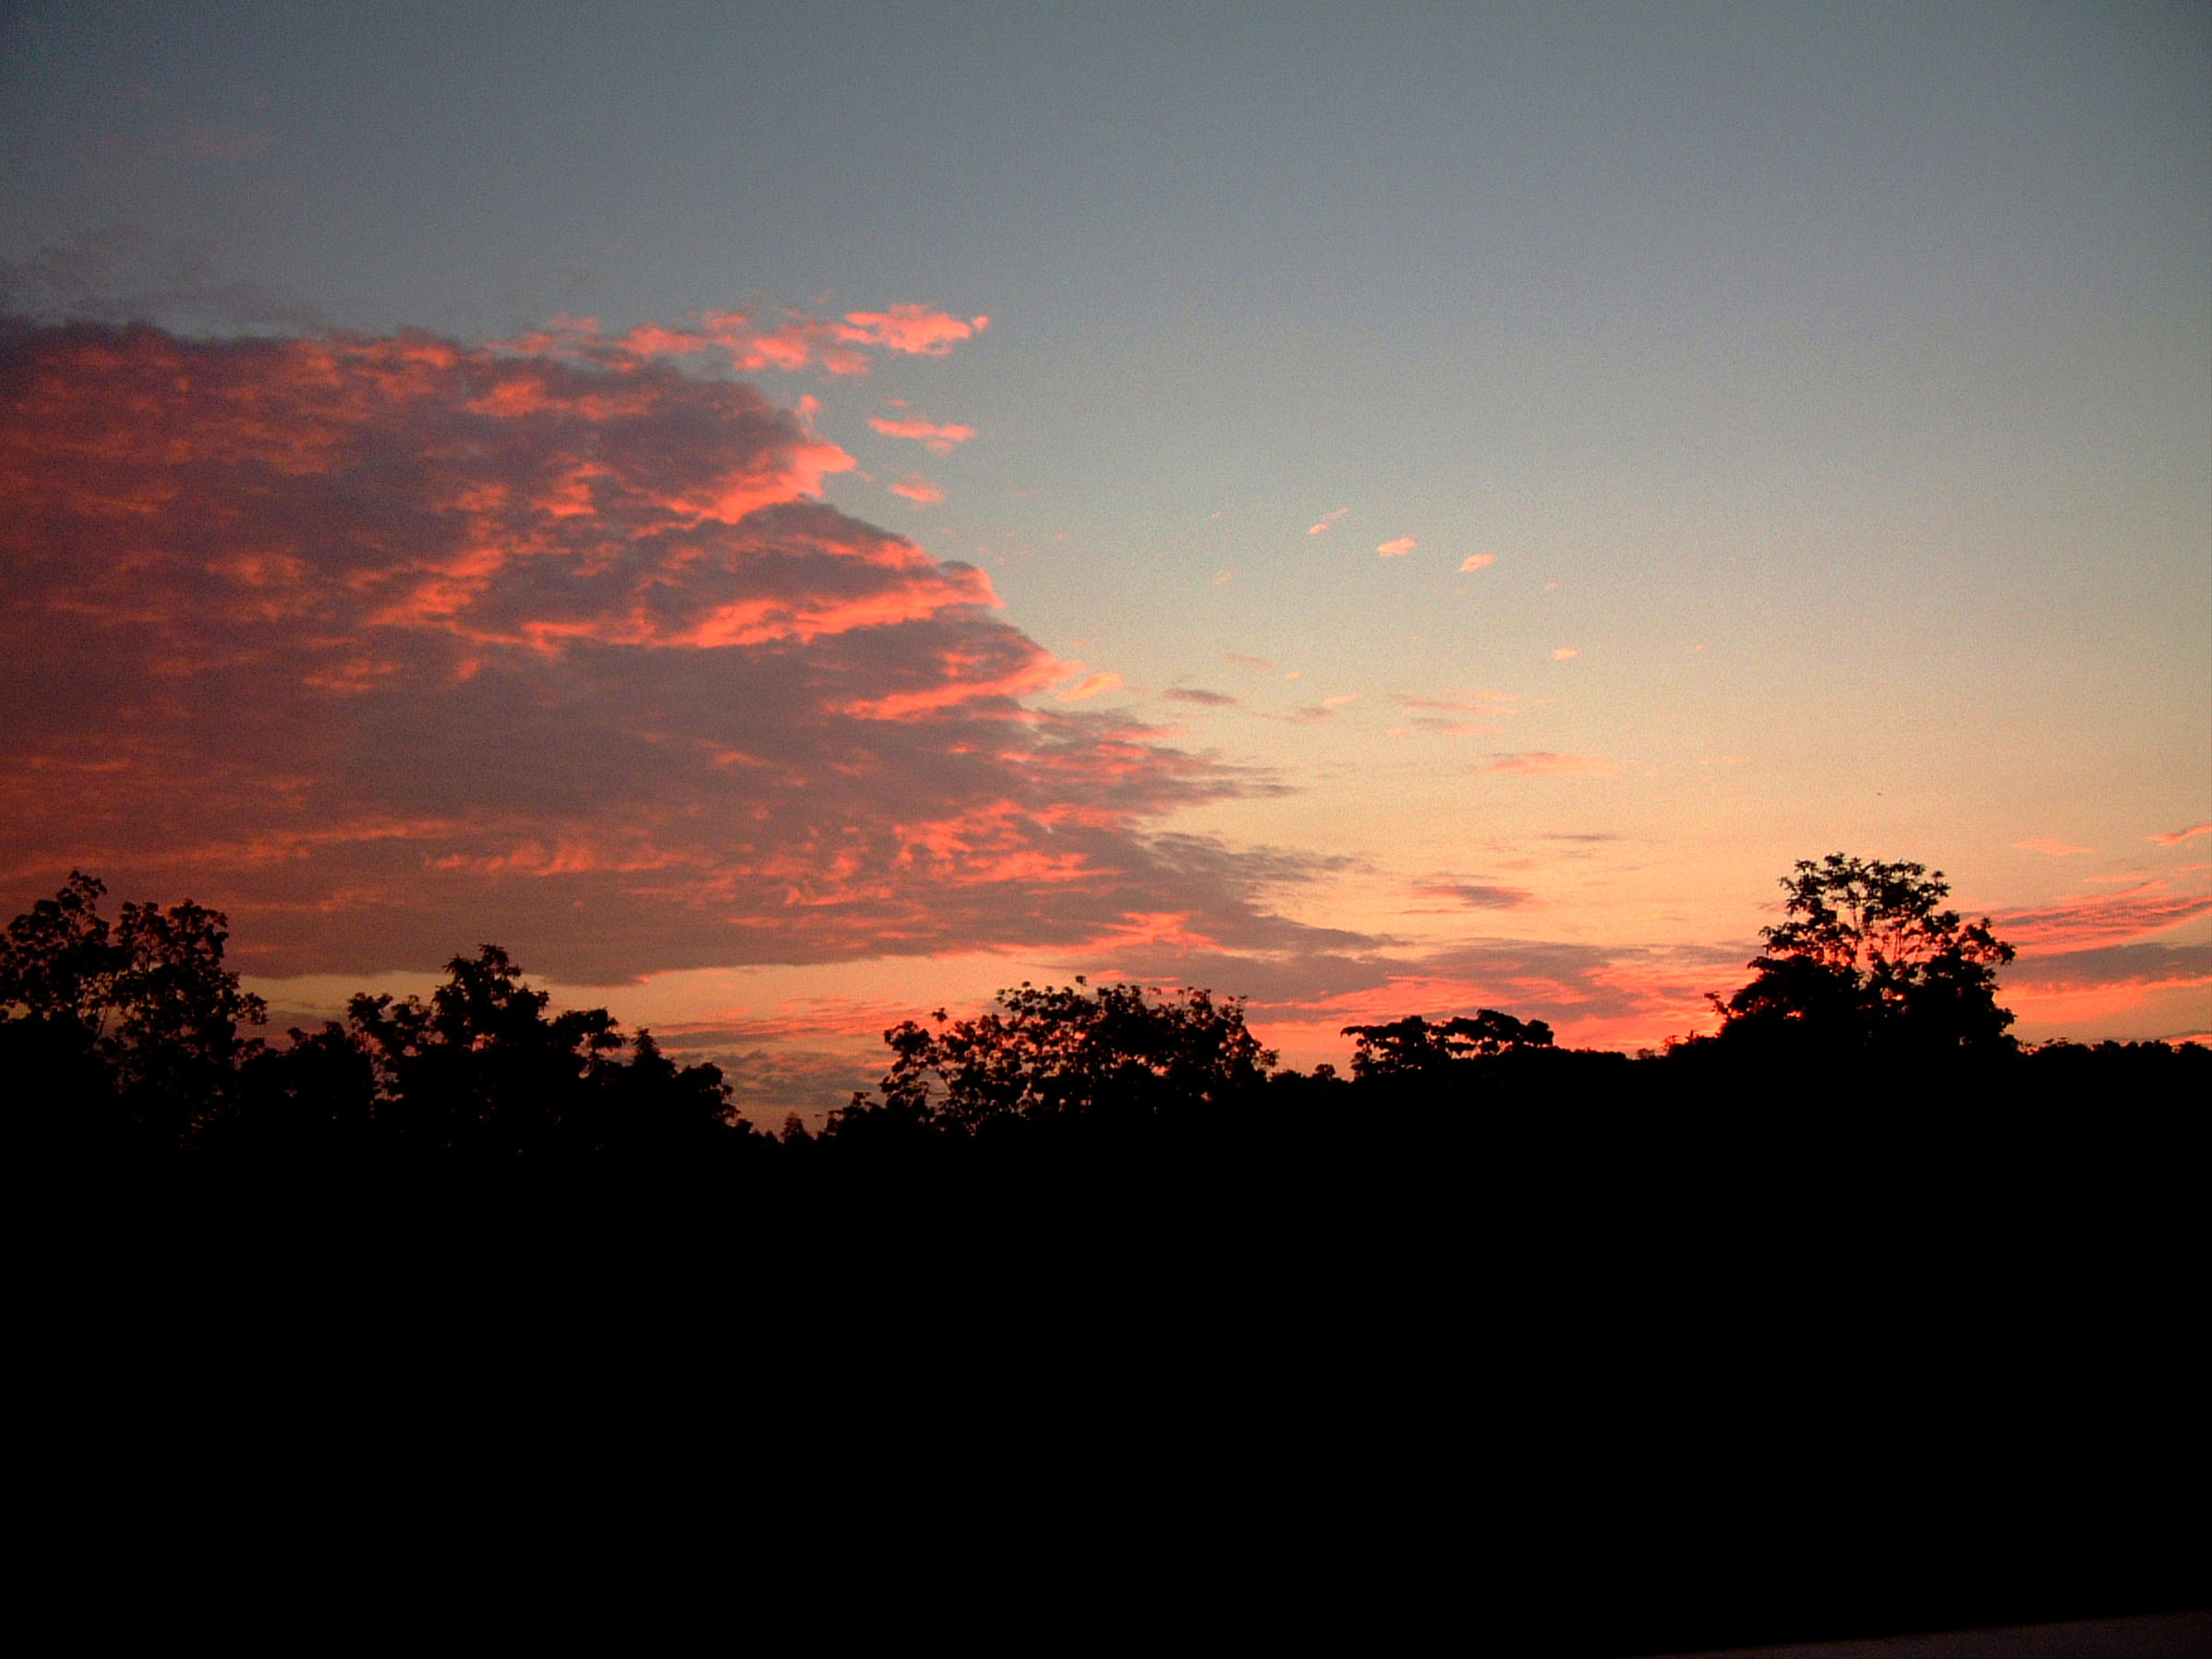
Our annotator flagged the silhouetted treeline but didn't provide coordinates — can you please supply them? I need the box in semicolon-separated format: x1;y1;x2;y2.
5;869;2206;1173
12;870;2206;1653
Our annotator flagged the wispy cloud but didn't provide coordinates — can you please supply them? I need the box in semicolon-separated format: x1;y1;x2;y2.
1164;688;1239;707
1483;753;1617;776
1407;880;1534;911
1057;672;1124;702
1308;508;1348;535
2151;822;2212;846
889;475;945;503
868;415;976;456
1996;883;2212;949
504;301;991;379
1376;535;1417;558
1396;690;1518;716
1458;553;1494;572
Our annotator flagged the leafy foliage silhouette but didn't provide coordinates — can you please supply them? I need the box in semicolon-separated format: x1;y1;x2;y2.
1708;853;2017;1053
0;871;266;1150
835;978;1277;1140
1340;1009;1556;1079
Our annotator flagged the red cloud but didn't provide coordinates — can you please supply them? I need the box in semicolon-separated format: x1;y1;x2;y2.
0;316;1334;982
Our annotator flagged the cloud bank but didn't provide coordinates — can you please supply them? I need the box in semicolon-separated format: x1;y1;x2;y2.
0;313;1332;982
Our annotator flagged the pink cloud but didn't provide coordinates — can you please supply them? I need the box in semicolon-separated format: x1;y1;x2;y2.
1552;647;1580;661
1308;509;1348;535
1482;753;1617;777
1995;883;2212;950
499;300;990;381
868;416;976;456
835;306;990;357
1458;554;1494;572
889;475;945;503
1376;535;1417;558
0;315;1338;982
2151;822;2212;846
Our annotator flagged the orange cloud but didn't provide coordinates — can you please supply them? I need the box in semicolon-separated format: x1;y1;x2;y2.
890;475;945;503
1459;554;1494;572
1308;508;1348;535
1376;535;1417;558
868;416;976;456
1552;647;1580;661
2151;822;2212;846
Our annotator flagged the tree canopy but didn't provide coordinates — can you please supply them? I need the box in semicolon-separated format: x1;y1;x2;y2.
1710;853;2016;1053
1340;1010;1556;1080
846;978;1276;1136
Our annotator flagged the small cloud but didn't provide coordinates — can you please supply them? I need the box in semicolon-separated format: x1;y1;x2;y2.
1552;647;1579;661
1308;509;1349;535
1484;752;1617;777
1458;554;1495;572
1376;536;1417;558
2016;838;2093;856
1057;672;1123;702
1409;881;1534;911
889;476;944;503
1322;694;1360;710
1164;688;1238;707
1284;669;1302;680
1225;653;1275;672
1544;581;1559;592
868;416;977;456
2151;822;2212;846
839;306;989;356
1211;571;1233;586
1395;690;1518;716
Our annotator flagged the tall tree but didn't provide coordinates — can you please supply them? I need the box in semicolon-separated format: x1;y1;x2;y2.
1712;854;2016;1053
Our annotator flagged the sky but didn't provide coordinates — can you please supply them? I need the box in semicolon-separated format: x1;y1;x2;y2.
3;0;2206;1120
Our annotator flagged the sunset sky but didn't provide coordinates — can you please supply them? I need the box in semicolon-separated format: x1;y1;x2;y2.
4;2;2206;1119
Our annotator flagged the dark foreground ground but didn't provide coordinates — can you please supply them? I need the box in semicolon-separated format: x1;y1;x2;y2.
34;1047;2206;1656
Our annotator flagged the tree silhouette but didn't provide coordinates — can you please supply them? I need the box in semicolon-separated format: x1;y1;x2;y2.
0;870;266;1150
340;944;735;1158
845;978;1276;1136
1341;1009;1556;1079
1711;853;2016;1053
